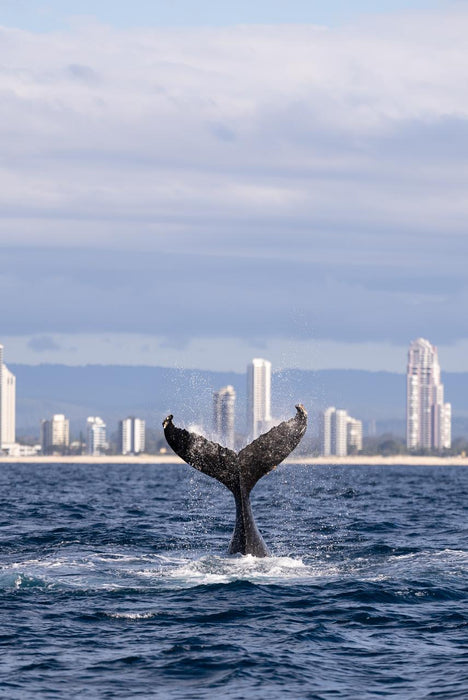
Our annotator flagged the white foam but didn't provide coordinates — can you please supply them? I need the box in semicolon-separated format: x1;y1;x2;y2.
0;550;359;592
106;611;158;620
154;554;337;588
387;548;468;568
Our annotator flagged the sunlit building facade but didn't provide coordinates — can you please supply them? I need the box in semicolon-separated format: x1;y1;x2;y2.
0;344;16;451
347;416;363;453
406;338;451;451
213;385;236;449
320;407;335;457
41;414;69;455
247;358;272;439
87;416;107;455
320;407;362;457
119;416;145;455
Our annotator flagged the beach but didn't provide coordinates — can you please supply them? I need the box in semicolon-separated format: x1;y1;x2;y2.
1;454;467;466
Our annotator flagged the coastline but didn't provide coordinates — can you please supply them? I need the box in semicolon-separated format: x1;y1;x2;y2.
0;454;467;466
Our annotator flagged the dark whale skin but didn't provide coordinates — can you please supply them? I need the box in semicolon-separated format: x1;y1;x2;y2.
163;405;307;557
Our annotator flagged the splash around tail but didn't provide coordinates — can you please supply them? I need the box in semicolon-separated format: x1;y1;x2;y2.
163;405;307;557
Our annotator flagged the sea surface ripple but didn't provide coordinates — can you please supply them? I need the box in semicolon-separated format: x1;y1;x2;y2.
0;463;467;699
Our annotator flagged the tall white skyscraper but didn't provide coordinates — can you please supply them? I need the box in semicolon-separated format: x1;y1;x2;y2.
247;358;272;439
0;345;3;448
333;409;348;457
213;385;236;449
0;344;16;450
41;414;70;455
320;407;362;457
320;406;336;457
119;417;145;455
406;338;451;451
87;416;107;455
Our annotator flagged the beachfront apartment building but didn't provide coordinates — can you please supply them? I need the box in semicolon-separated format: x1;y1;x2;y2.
119;416;145;455
247;358;272;439
213;385;236;449
406;338;451;450
87;416;107;455
0;344;16;452
41;414;70;455
347;417;363;454
320;407;362;457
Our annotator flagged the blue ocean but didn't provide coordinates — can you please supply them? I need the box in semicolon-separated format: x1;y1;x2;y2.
1;462;466;699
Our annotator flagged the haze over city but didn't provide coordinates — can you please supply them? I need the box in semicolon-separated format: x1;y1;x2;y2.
1;1;468;372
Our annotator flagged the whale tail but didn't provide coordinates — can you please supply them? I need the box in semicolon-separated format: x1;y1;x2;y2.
163;405;307;557
237;404;308;493
163;404;307;496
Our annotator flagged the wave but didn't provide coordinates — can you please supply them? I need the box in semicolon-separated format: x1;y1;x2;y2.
0;551;333;594
155;554;314;588
1;546;466;595
0;572;53;591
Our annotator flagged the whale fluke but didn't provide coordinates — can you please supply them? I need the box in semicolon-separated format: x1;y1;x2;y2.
163;404;307;557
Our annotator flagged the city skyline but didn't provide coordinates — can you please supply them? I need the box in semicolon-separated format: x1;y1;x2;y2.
0;336;465;453
36;411;148;456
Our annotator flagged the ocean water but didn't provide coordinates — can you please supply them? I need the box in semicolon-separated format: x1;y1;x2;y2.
0;462;466;699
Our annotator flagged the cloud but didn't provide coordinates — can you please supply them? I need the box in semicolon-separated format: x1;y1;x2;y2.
1;10;468;352
1;246;467;349
66;63;100;83
27;335;62;353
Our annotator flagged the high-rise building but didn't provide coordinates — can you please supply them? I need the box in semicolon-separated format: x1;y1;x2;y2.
406;338;451;451
0;345;3;449
247;358;272;439
320;406;336;456
320;407;362;456
0;344;16;451
41;414;70;455
87;416;107;455
347;417;363;453
213;385;236;449
333;409;348;457
119;417;145;455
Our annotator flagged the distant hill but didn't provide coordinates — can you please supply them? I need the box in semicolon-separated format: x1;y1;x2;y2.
10;364;468;439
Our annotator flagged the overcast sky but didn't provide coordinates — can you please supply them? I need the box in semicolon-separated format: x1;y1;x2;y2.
1;0;467;372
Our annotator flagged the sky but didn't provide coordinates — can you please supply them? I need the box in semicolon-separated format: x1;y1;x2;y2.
1;0;467;372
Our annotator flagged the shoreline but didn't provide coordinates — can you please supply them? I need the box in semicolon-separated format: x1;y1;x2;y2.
0;455;467;466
